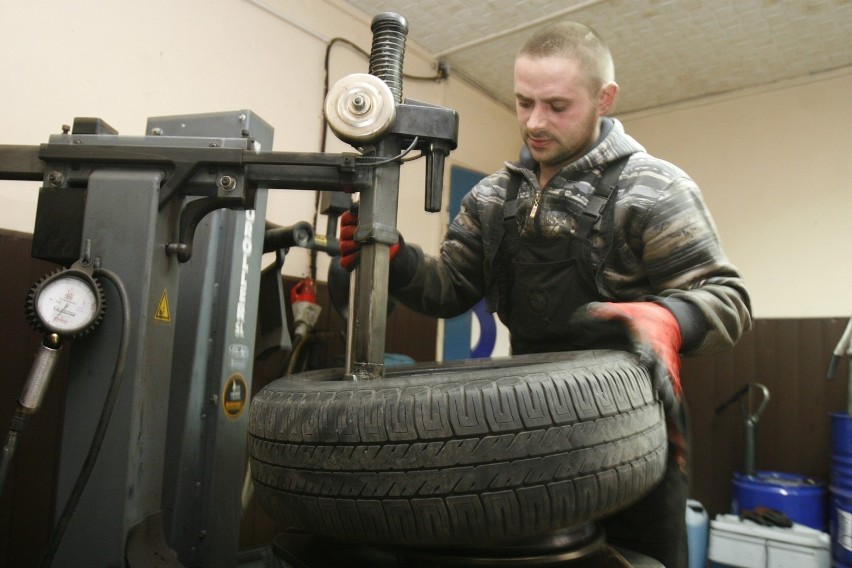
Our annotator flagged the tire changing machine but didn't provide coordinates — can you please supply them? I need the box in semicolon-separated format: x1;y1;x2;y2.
0;12;660;568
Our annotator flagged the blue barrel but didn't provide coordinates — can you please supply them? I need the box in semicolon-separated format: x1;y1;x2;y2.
832;413;852;566
834;453;852;492
831;486;852;567
732;470;827;531
833;412;852;457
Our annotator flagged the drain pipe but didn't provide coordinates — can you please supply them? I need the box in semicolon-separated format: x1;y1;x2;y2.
715;382;770;476
827;315;852;414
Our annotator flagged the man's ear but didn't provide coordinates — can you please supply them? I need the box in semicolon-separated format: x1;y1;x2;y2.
598;82;619;116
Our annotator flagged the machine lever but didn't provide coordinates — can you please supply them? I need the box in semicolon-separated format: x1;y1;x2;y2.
424;143;449;213
263;221;314;253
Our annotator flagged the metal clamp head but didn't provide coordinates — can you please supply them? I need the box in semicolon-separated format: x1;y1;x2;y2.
324;73;396;145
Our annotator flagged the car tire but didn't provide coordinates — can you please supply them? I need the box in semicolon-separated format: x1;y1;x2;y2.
248;349;667;548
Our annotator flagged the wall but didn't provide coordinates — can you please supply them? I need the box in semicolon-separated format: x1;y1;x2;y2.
3;1;849;321
0;0;520;283
619;69;852;319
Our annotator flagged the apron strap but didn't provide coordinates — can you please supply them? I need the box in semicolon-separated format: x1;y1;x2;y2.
574;154;631;238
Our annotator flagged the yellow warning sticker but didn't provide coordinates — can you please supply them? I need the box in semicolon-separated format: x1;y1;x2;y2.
155;289;171;322
222;374;247;420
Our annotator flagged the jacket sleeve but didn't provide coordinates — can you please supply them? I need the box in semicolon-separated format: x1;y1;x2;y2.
637;176;752;354
390;181;493;318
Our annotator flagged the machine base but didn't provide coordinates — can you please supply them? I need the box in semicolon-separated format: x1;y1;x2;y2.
266;526;663;567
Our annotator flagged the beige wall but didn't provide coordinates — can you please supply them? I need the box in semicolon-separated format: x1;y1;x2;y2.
619;69;852;318
0;0;519;284
1;0;847;323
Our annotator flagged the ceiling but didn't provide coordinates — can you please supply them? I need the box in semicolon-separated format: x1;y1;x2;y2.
338;0;852;115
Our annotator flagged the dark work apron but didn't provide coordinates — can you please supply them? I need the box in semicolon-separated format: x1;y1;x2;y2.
496;156;630;355
495;156;690;567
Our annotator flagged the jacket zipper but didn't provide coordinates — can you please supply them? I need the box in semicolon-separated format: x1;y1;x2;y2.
528;188;543;235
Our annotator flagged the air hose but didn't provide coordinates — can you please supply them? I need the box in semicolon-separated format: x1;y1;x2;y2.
0;334;62;493
40;267;131;567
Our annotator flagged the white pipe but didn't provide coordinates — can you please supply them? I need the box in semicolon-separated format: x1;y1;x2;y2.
244;0;331;44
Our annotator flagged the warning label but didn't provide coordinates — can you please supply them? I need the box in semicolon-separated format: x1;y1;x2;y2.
222;374;247;420
155;289;171;322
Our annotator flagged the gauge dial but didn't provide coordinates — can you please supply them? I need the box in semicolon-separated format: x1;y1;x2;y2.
29;269;104;336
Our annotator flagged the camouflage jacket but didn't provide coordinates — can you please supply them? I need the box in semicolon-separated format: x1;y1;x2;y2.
391;118;751;354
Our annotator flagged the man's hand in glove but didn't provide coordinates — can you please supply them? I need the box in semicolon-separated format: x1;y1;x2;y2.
580;301;683;412
338;211;401;271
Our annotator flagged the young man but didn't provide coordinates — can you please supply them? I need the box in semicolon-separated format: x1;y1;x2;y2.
341;21;751;567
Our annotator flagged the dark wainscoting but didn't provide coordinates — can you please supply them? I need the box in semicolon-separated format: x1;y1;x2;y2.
682;317;849;518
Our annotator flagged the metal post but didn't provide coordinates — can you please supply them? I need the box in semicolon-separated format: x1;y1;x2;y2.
153;111;273;567
53;167;180;565
345;13;408;381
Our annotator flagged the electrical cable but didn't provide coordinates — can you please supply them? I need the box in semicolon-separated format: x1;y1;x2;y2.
286;334;311;376
356;136;420;168
40;267;131;567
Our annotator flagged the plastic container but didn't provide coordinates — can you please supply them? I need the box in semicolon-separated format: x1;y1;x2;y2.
384;353;415;367
732;470;827;531
708;513;830;568
686;499;709;568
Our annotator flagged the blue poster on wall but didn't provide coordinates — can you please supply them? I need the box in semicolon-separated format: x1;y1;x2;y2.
443;165;498;360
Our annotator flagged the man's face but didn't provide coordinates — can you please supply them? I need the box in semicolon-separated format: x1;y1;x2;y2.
514;54;608;173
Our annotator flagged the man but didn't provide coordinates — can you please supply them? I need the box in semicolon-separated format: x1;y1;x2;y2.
340;21;751;568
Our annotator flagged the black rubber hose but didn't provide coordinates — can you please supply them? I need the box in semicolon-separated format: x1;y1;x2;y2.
0;410;27;493
40;267;130;567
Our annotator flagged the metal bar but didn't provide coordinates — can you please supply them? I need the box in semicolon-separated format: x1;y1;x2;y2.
36;143;360;171
245;164;371;192
347;243;391;381
0;144;373;194
345;136;401;381
0;145;44;180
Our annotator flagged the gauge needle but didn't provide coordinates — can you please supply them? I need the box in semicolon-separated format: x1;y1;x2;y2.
53;302;72;321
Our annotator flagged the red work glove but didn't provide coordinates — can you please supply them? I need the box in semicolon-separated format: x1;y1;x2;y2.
338;211;400;271
585;301;683;410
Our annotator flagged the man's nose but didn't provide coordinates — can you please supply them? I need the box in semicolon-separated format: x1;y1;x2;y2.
525;105;547;130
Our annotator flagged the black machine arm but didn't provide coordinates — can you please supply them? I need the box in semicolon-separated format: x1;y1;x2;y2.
2;143;371;193
0;141;375;264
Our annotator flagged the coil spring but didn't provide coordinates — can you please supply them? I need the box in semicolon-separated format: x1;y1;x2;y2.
369;13;408;104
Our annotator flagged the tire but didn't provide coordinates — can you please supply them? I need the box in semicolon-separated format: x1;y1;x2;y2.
247;350;667;548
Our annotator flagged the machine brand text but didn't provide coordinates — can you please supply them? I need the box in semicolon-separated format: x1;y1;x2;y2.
235;210;255;339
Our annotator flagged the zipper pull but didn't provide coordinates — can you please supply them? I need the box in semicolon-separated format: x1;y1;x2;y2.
528;191;542;221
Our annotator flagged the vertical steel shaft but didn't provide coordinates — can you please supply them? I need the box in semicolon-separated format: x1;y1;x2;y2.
345;13;408;381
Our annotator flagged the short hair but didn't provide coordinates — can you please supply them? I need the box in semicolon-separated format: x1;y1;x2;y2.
518;21;615;92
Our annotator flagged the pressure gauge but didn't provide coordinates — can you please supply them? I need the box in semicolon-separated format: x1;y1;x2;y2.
27;264;105;338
